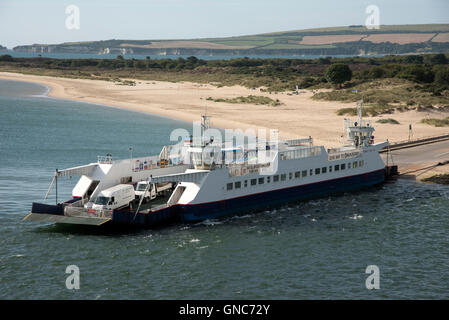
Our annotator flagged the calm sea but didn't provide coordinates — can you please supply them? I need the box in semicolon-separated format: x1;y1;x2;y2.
0;79;448;299
5;51;384;61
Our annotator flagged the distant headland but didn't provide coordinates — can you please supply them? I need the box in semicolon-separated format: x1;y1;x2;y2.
8;24;449;56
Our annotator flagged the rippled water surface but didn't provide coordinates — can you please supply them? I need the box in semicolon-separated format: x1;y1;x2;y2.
1;79;449;299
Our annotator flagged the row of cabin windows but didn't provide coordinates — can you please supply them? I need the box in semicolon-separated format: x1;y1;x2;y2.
226;160;365;191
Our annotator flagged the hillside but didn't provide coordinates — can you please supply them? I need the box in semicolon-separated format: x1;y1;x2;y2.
12;24;449;56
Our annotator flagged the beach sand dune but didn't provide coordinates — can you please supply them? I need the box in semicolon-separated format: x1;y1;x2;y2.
1;72;448;147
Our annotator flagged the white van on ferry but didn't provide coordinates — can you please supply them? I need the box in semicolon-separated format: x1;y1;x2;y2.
91;184;135;211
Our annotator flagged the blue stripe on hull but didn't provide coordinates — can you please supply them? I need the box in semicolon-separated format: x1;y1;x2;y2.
31;202;64;215
180;169;386;222
112;205;179;226
31;169;386;227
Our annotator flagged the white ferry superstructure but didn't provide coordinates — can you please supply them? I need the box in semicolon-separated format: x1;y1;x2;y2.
25;105;395;227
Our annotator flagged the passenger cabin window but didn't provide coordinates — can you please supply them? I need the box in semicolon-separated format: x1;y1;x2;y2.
267;176;271;183
302;170;307;177
258;177;264;184
251;179;257;186
329;166;332;172
310;169;313;176
322;167;327;174
289;173;293;180
359;160;364;167
335;164;340;171
274;175;279;182
353;161;358;168
235;181;241;189
348;163;351;169
281;174;286;181
244;180;248;187
295;171;300;178
227;183;233;191
341;163;346;170
315;168;320;175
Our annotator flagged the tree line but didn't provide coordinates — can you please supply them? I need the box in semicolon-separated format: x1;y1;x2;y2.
1;53;448;91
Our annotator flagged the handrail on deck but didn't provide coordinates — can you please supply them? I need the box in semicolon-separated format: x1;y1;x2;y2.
279;146;322;160
97;155;113;164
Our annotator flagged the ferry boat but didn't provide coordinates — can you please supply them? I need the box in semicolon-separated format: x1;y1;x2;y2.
24;103;396;227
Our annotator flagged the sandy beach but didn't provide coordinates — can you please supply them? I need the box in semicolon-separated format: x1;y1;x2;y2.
1;71;449;148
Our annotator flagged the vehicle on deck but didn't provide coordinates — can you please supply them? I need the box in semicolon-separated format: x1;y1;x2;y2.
91;184;135;212
24;102;397;228
135;181;173;203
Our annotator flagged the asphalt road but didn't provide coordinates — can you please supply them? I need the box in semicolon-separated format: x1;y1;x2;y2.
381;139;449;171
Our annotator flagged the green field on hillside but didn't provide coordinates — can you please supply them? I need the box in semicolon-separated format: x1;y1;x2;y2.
11;24;449;53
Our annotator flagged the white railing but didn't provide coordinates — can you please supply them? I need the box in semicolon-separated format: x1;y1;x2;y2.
64;206;113;218
97;155;113;164
279;146;322;160
285;137;313;146
345;118;372;128
130;155;161;172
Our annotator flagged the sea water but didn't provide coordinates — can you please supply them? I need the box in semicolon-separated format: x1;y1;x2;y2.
0;79;448;299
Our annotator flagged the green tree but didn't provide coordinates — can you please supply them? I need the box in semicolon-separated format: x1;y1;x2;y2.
186;56;198;64
398;65;434;83
404;55;423;64
125;59;134;68
134;60;146;69
430;53;448;65
0;54;14;62
97;60;110;68
299;77;318;88
325;64;352;88
434;66;449;86
318;57;331;65
367;66;386;79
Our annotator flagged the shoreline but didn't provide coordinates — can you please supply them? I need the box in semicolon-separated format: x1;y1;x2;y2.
0;73;200;122
1;71;449;148
36;82;192;126
0;72;263;140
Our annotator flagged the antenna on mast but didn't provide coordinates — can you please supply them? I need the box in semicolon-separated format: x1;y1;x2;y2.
359;96;364;128
351;89;363;128
202;93;210;133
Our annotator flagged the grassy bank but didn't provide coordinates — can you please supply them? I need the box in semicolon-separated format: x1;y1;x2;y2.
376;118;400;124
316;78;449;116
421;117;449;127
206;95;283;106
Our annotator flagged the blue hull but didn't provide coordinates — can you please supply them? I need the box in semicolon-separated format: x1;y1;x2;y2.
112;205;179;226
30;168;390;227
179;168;386;222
